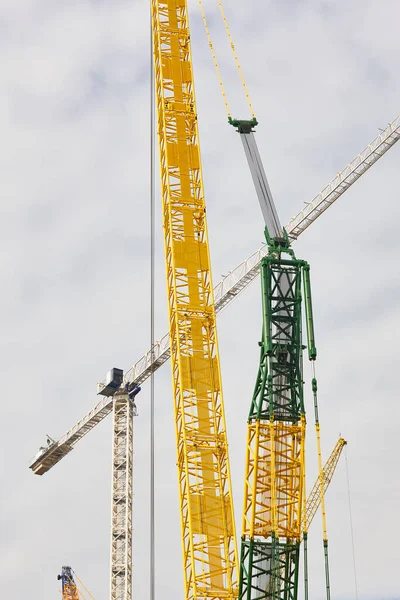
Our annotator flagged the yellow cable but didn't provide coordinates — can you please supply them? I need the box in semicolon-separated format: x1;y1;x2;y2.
73;571;96;600
196;0;231;118
315;423;328;541
216;0;256;119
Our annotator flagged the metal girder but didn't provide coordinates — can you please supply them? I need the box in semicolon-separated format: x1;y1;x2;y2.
286;115;400;239
239;539;299;600
151;0;238;594
239;250;307;600
239;130;282;239
302;437;347;534
29;114;400;476
110;391;136;600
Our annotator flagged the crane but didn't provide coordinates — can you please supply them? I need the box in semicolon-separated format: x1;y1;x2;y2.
302;438;347;534
29;109;399;599
58;566;81;600
150;1;238;597
229;118;313;600
28;112;400;477
58;566;95;600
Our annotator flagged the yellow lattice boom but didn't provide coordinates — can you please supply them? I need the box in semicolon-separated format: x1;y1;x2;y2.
151;0;238;598
302;437;347;534
62;578;80;600
242;419;306;542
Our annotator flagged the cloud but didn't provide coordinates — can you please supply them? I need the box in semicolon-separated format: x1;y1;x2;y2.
1;0;399;598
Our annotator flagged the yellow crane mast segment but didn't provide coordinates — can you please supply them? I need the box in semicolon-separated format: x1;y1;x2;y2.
151;0;238;598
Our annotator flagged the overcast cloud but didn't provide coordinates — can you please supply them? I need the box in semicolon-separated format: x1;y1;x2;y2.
1;1;399;599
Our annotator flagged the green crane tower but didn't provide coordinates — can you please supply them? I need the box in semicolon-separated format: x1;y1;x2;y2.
231;119;329;600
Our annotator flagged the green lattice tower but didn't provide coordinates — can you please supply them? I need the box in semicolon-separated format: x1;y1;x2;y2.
239;231;316;600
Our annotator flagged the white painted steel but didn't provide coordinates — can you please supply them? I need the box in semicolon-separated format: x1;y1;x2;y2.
286;115;400;239
110;391;136;600
29;114;400;475
240;131;282;238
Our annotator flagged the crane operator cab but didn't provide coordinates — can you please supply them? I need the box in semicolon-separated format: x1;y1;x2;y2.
97;367;141;416
97;367;124;396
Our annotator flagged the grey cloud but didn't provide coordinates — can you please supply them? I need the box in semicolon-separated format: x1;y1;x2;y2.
1;0;399;598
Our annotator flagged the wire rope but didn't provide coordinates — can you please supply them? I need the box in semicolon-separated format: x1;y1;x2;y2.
345;446;359;600
72;571;96;600
150;5;156;600
216;0;256;119
196;0;231;118
196;0;255;119
311;361;331;600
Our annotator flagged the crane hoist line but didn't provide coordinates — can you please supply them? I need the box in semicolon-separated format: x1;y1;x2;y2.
151;0;238;598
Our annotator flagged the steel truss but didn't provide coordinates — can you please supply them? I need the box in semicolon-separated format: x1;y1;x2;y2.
240;540;299;600
240;244;315;600
110;391;136;600
29;113;400;478
150;0;238;597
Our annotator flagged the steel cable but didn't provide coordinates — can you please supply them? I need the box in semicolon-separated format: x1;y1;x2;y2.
345;446;359;600
150;7;156;600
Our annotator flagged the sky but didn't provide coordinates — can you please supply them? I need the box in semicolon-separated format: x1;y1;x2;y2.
0;0;399;599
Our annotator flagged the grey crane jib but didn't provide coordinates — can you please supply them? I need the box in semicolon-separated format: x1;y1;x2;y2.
230;118;283;242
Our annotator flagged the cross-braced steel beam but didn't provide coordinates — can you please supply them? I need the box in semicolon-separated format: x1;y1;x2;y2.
110;390;136;600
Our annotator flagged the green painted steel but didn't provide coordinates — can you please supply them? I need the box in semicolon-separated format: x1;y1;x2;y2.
228;117;258;132
248;246;306;424
240;234;318;600
239;538;300;600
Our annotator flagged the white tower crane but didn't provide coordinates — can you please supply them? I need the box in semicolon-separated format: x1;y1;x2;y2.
29;114;400;600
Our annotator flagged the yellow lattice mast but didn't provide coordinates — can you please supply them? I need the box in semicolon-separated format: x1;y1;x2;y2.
151;0;238;598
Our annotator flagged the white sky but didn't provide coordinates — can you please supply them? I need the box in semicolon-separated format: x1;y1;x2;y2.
1;1;399;599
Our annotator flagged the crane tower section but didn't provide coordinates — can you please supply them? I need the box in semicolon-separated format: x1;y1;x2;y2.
240;239;314;600
58;566;80;600
151;1;238;599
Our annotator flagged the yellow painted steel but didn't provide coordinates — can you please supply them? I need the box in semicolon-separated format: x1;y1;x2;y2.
63;577;80;600
302;437;346;534
73;573;96;600
216;0;256;119
315;424;328;541
242;417;306;542
197;0;231;118
151;1;238;598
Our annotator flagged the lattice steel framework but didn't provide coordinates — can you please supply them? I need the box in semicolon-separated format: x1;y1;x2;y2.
239;244;314;600
60;566;80;600
151;1;238;599
302;438;346;534
110;391;135;600
29;114;400;480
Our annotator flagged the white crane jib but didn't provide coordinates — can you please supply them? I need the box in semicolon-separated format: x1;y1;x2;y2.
29;113;400;478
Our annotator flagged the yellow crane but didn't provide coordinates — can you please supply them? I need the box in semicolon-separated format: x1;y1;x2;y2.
58;567;95;600
28;0;400;598
151;0;238;598
302;438;347;535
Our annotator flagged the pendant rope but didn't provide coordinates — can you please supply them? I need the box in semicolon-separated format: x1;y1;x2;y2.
150;7;156;600
345;446;359;600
